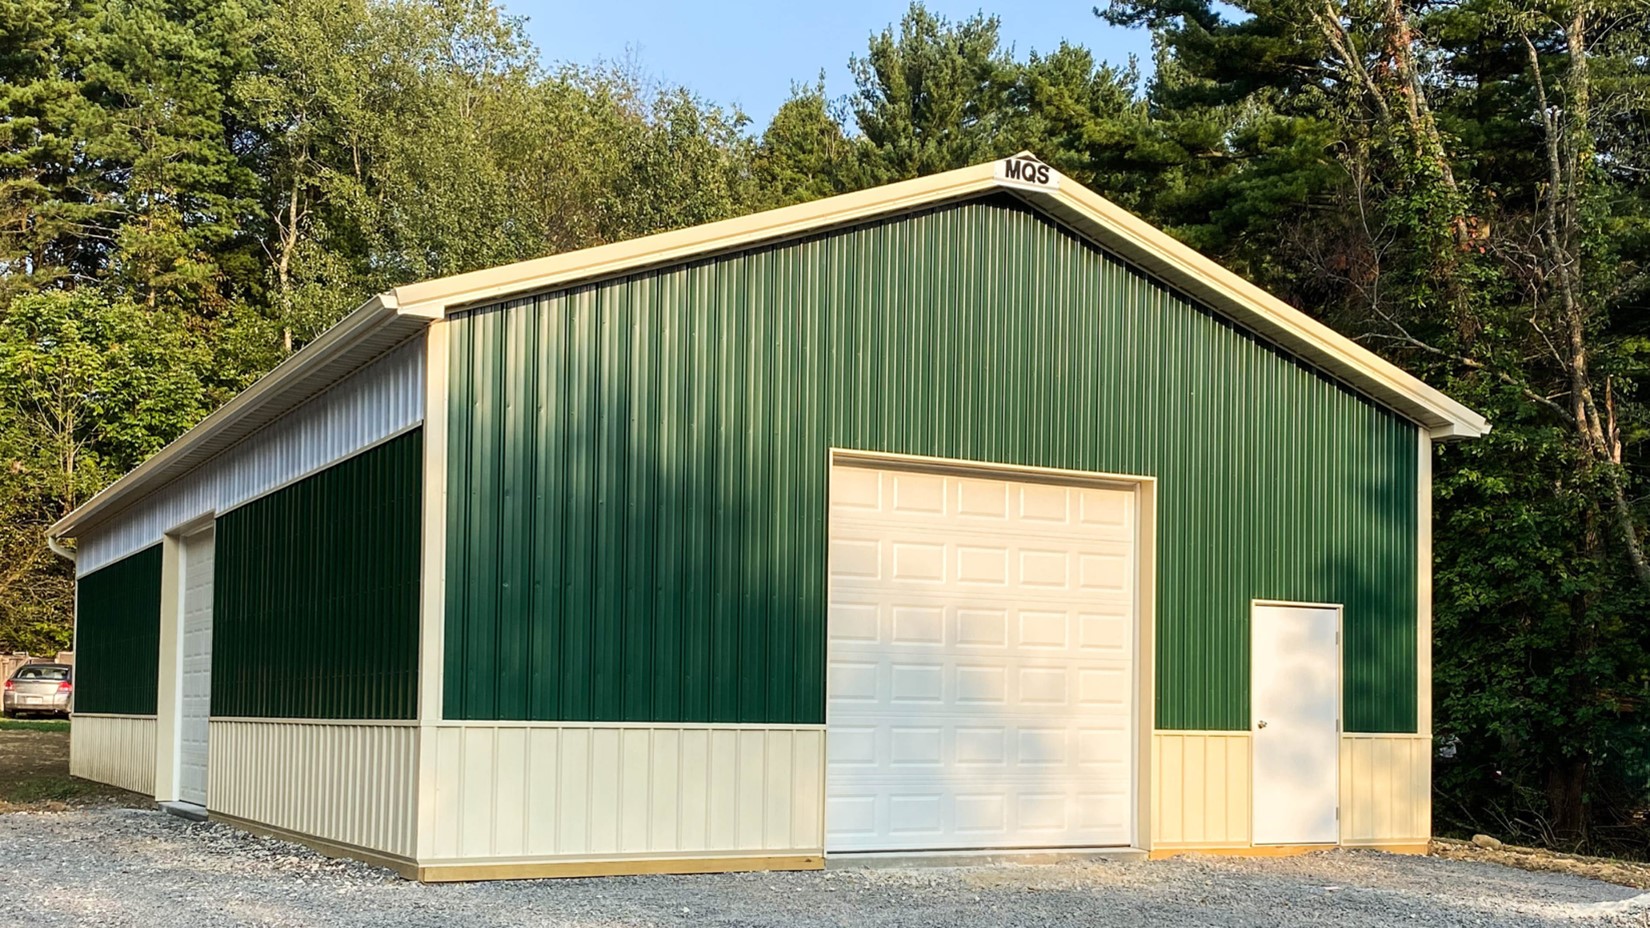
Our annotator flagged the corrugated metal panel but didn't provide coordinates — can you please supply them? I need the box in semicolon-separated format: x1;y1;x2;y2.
74;544;163;714
69;715;157;796
1340;734;1431;844
1152;732;1251;847
212;430;422;720
445;195;1420;732
76;337;425;575
422;722;824;862
210;720;417;858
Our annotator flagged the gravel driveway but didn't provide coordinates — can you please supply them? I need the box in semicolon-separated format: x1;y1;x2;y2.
1;808;1646;927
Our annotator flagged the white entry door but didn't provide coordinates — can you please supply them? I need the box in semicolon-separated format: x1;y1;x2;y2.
178;528;216;808
1251;602;1340;845
826;461;1137;853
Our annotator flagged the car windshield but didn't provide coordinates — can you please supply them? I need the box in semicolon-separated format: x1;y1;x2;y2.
15;666;68;681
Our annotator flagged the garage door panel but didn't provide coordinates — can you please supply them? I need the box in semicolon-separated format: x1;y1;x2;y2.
831;511;1141;548
828;598;1134;649
824;784;1136;852
833;470;1135;535
827;651;1132;706
179;529;215;808
827;463;1137;853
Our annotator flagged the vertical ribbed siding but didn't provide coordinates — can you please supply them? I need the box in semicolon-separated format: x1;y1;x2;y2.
445;196;1420;732
208;720;418;858
74;544;163;715
69;715;158;795
212;430;423;720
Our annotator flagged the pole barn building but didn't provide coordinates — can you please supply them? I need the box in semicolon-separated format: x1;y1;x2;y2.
51;155;1488;880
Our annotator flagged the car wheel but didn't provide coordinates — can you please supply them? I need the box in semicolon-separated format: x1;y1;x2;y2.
2;710;13;719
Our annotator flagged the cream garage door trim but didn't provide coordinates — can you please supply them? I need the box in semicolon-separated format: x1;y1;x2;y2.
826;455;1141;853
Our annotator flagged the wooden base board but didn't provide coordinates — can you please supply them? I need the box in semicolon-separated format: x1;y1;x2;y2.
212;811;822;882
414;854;824;882
209;812;420;879
1341;842;1431;856
1149;843;1429;860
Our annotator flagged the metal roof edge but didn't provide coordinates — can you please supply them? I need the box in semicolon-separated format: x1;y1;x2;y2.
1025;182;1490;440
49;293;415;539
388;163;1004;314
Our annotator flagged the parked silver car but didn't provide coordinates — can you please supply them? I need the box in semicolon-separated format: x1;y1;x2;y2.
3;663;72;718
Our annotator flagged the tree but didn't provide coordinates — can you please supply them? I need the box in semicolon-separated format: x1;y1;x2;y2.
0;290;208;652
849;4;1016;182
753;80;861;207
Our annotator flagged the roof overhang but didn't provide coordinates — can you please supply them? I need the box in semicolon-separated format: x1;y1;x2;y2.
49;294;438;539
52;155;1486;541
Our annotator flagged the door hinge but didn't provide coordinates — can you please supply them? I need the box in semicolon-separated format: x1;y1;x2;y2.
1336;806;1341;821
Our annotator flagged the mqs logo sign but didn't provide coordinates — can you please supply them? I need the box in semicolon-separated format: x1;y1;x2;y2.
996;157;1056;187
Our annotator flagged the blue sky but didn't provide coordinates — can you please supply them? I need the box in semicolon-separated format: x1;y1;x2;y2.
511;1;1156;127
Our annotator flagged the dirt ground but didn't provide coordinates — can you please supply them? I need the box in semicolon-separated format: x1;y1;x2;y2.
1433;838;1650;891
0;727;138;811
0;727;67;778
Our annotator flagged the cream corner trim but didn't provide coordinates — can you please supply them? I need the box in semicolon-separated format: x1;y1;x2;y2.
1417;435;1434;736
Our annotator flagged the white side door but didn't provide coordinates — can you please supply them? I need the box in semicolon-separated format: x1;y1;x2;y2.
178;528;215;808
1251;602;1340;845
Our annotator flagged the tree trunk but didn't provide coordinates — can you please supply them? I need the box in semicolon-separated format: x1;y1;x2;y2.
1521;12;1650;593
1544;757;1589;846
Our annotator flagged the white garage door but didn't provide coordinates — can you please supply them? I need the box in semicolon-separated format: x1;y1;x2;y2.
826;462;1137;853
179;528;215;808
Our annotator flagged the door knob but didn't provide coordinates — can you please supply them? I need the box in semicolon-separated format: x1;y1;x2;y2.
1256;720;1268;729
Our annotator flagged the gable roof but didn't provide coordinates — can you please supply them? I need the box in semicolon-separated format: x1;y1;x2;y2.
50;154;1486;540
385;155;1487;440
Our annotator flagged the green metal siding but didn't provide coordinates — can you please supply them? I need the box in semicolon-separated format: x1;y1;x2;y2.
74;544;163;715
212;430;423;719
444;196;1420;732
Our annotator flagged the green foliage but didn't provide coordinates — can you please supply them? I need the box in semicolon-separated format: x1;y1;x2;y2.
850;5;1014;181
754;80;861;207
0;291;208;653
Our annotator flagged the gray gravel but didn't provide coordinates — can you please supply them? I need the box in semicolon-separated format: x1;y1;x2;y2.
1;808;1646;927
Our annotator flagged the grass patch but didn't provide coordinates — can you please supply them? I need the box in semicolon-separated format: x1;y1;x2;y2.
0;774;107;806
0;772;137;813
0;718;69;732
